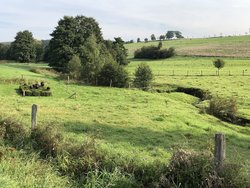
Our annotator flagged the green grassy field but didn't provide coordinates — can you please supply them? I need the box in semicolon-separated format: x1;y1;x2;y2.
0;58;249;165
1;36;250;186
126;35;250;58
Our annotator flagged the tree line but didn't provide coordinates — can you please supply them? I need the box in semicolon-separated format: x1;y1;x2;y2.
0;15;155;89
0;33;49;62
125;31;184;44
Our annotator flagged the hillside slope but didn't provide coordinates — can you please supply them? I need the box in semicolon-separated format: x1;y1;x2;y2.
126;35;250;58
0;61;249;165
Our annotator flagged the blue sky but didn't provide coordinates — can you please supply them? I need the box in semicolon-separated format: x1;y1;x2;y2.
1;0;250;42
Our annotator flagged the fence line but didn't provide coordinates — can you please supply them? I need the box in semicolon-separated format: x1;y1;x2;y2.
152;69;250;77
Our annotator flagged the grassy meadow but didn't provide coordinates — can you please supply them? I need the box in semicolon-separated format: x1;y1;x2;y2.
0;36;250;186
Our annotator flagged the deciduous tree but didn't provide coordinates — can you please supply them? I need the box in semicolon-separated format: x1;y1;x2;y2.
10;30;36;62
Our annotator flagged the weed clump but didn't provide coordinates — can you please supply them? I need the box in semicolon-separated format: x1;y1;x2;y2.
0;118;28;148
31;126;63;158
158;149;249;188
207;96;237;123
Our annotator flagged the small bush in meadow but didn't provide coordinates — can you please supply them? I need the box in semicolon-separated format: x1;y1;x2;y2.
0;119;28;148
134;43;175;59
133;63;153;90
158;149;250;188
97;62;129;88
159;149;213;187
207;96;237;123
31;126;63;158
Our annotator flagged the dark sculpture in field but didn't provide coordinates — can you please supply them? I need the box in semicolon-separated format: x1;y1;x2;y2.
19;82;52;96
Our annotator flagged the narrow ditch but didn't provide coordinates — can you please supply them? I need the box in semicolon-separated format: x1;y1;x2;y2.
154;86;250;126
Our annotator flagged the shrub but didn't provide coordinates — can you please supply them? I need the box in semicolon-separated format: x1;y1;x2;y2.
134;43;175;59
207;96;237;123
0;118;27;148
97;62;129;88
158;149;250;188
68;55;82;80
133;63;153;90
31;127;63;158
160;149;213;187
57;139;105;181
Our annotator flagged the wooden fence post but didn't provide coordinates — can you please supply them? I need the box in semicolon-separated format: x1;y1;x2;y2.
214;133;225;170
31;104;38;130
110;80;112;87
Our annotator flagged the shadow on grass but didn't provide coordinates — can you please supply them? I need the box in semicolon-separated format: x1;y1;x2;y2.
62;121;250;155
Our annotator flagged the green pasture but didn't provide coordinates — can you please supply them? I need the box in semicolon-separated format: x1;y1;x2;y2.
127;56;250;118
0;58;249;170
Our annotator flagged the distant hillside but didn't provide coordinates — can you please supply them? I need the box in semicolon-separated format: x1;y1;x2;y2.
125;35;250;58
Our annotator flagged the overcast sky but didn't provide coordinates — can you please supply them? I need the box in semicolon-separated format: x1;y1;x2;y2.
1;0;250;42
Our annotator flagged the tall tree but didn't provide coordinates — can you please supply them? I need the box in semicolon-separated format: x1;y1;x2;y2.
0;43;10;60
151;34;156;41
175;31;184;39
104;37;129;66
137;38;141;43
166;31;174;39
79;35;104;84
47;16;103;72
10;30;36;62
159;35;166;40
112;37;129;65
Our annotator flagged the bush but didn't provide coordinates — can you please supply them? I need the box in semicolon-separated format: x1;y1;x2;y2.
160;149;213;187
31;127;63;158
207;96;237;123
134;43;175;59
133;63;153;90
158;149;250;188
0;118;28;148
97;62;129;88
57;139;106;182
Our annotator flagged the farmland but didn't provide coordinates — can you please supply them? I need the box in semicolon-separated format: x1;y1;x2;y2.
126;35;250;58
0;36;250;187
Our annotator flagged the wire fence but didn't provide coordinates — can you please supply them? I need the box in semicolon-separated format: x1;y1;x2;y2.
151;70;250;77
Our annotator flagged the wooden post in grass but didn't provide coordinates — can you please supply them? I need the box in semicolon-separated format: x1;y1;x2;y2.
242;70;245;76
214;133;225;170
201;70;203;76
67;76;70;84
110;80;112;87
31;104;38;130
187;70;189;76
172;70;175;76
